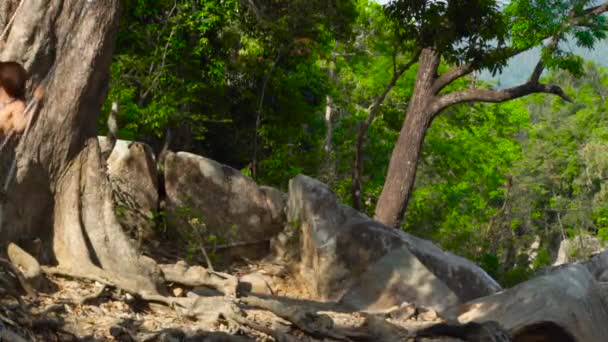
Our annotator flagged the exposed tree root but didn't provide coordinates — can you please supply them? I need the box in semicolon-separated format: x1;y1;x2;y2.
159;261;239;296
0;257;34;298
38;264;415;342
240;296;371;341
7;242;42;291
40;264;243;322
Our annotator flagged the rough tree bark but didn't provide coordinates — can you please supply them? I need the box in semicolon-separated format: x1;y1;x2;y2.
0;0;18;35
0;0;164;295
374;49;438;226
351;51;419;210
374;3;608;229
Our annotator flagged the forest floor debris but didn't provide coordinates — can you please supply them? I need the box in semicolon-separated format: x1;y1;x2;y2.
0;258;455;341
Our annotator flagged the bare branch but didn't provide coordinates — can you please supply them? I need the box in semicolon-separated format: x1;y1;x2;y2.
432;1;608;93
429;81;572;114
0;0;24;42
367;49;421;115
431;34;570;113
244;0;264;21
431;44;530;94
585;1;608;16
139;26;176;105
432;63;475;94
352;49;421;209
529;60;545;84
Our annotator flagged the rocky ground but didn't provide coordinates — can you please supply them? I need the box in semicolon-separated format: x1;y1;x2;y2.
0;258;459;342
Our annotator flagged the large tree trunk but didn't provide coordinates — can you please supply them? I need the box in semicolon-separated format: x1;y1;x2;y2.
374;49;439;228
0;0;18;32
0;0;164;295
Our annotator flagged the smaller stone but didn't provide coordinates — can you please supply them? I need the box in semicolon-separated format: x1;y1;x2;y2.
388;302;417;321
238;272;273;295
172;287;184;297
417;308;440;322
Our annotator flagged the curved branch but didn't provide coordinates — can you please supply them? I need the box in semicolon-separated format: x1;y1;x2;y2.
432;1;608;94
366;49;421;115
586;1;608;15
429;81;572;115
432;63;475;94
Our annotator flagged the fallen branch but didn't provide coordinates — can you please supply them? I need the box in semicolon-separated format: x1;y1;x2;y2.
240;295;354;341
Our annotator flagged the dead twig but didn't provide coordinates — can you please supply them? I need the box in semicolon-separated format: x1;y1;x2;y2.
200;242;215;273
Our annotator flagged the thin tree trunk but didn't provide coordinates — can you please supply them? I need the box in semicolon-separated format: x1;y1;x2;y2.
0;0;164;294
374;48;439;228
351;71;402;210
351;50;420;211
321;51;336;183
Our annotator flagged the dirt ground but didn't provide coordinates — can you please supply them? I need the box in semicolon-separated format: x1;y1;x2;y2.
0;253;452;342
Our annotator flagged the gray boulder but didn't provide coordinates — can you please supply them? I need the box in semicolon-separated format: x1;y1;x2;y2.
283;175;500;312
577;248;608;282
164;152;286;260
446;264;608;341
340;247;460;312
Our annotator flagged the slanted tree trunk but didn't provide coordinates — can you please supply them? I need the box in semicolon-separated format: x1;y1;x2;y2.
372;5;608;229
321;52;336;184
0;0;164;295
375;40;577;228
351;51;419;211
374;49;438;227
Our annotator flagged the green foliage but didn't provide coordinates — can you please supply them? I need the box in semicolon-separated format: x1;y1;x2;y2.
104;0;608;288
386;0;508;72
505;0;608;76
104;0;358;188
170;205;223;264
104;0;239;139
403;98;529;262
330;0;414;209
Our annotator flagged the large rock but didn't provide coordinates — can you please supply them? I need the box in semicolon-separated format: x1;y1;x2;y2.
283;175;500;312
340;247;460;312
99;137;158;244
577;248;608;282
164;152;286;260
554;234;604;266
446;264;608;341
